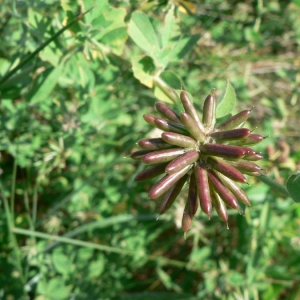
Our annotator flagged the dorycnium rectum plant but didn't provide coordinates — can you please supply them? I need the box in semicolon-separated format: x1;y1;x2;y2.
131;89;265;232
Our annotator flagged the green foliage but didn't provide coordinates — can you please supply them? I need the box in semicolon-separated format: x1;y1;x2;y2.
287;171;300;202
1;0;300;299
216;80;236;118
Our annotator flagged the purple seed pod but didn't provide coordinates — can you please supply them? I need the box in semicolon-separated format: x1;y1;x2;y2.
207;157;247;183
131;88;264;231
134;163;168;182
210;128;251;141
180;91;205;132
180;112;206;143
143;114;157;127
194;163;212;216
165;150;199;175
130;149;153;160
155;102;181;123
138;138;173;150
159;175;188;215
207;171;239;210
210;188;228;224
161;132;197;148
217;109;252;131
201;143;247;159
154;117;189;135
227;134;266;146
242;151;264;161
142;148;185;164
202;90;216;129
226;160;262;173
182;202;193;233
217;172;251;206
188;175;198;216
148;165;192;199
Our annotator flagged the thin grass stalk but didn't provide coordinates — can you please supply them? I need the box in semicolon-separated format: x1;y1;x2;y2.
12;227;189;269
0;7;94;88
0;189;26;288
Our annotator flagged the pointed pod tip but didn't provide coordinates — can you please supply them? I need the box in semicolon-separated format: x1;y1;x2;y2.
226;222;229;230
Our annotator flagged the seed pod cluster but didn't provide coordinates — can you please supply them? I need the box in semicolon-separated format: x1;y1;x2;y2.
131;89;265;232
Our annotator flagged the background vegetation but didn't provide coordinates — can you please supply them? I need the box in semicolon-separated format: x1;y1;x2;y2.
1;0;300;299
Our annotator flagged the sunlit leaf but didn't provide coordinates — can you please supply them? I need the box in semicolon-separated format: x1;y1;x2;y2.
128;12;160;58
216;80;236;118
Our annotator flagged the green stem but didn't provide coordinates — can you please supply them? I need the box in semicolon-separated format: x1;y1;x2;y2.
257;175;290;198
0;7;94;88
12;227;188;269
0;191;26;287
10;158;17;224
153;76;178;103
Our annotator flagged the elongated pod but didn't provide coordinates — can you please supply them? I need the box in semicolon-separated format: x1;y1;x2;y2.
166;150;199;175
202;90;216;129
242;151;264;161
226;160;262;173
155;102;181;123
154;117;189;135
194;163;212;216
207;157;247;183
180;112;206;143
188;175;198;216
217;172;251;206
138;138;173;150
210;128;251;142
182;199;193;233
217;109;251;131
161;132;197;148
143;114;157;127
134;163;168;182
159;175;188;215
207;171;239;209
148;165;192;199
201;143;246;159
227;134;266;146
180;91;205;132
142;148;185;164
130;149;153;160
210;188;228;224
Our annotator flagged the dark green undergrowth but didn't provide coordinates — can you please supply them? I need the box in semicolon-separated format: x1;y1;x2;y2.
1;0;300;299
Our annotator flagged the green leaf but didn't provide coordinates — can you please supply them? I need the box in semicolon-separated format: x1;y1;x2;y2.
52;252;72;276
28;64;64;104
161;9;180;49
216;80;236;118
168;34;200;62
226;271;245;286
131;55;155;88
189;247;211;269
128;12;160;58
88;256;105;278
85;0;127;56
101;27;128;56
287;171;300;202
